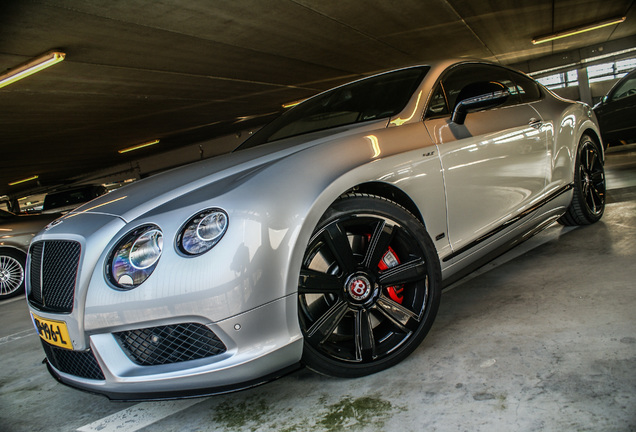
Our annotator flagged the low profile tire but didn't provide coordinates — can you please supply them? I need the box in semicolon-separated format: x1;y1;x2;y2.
298;194;441;377
0;249;26;300
558;134;606;226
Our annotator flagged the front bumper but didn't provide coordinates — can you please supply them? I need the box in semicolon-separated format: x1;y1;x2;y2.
38;294;303;400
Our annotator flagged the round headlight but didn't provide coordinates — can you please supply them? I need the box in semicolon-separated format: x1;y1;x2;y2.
130;229;163;269
108;225;163;289
178;209;228;256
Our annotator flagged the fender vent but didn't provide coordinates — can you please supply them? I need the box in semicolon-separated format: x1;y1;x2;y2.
41;341;105;380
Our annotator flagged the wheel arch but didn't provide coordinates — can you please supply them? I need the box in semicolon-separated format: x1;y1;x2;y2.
342;182;424;226
0;245;27;257
581;128;604;162
554;115;605;188
285;176;432;300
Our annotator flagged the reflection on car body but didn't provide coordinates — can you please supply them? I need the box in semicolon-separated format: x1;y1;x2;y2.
26;59;605;400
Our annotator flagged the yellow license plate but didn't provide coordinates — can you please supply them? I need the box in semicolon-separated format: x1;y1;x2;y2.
31;313;74;350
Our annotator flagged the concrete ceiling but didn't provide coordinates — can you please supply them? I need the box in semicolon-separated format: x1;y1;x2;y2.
1;0;635;199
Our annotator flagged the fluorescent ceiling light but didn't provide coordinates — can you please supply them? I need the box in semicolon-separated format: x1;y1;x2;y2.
8;175;39;186
532;17;626;45
0;51;66;89
118;139;160;154
582;46;636;64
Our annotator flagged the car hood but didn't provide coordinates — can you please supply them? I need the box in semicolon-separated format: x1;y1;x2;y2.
64;119;389;223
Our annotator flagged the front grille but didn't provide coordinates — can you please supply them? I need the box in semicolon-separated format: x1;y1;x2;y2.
41;340;105;380
114;323;227;366
28;241;81;313
29;242;44;305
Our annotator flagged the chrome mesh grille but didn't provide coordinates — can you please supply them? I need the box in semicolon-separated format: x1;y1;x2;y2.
28;241;81;313
114;323;227;366
41;341;105;380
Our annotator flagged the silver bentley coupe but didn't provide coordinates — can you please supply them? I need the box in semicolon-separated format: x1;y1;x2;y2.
26;59;605;400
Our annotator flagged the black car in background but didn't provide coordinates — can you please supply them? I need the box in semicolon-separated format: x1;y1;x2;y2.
41;184;107;214
594;68;636;147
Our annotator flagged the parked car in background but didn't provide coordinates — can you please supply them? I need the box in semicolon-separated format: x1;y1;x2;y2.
594;68;636;147
0;209;60;300
42;184;107;214
26;59;605;400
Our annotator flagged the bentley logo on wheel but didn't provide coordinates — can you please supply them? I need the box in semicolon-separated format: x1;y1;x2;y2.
348;276;371;301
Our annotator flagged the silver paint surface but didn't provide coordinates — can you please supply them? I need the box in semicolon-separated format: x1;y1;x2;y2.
26;59;602;397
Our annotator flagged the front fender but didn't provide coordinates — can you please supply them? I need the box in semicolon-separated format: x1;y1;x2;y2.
242;122;448;306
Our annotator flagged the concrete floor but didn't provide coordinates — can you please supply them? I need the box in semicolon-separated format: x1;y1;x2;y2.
2;145;635;432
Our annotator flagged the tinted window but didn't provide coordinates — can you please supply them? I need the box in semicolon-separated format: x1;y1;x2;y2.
443;64;520;109
426;83;449;117
237;67;429;150
611;74;636;102
510;71;542;102
43;186;106;211
426;64;521;118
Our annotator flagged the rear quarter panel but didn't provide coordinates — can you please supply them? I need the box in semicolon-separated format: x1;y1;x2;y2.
530;91;603;193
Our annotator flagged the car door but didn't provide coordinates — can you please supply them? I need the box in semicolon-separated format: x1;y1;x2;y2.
424;63;550;256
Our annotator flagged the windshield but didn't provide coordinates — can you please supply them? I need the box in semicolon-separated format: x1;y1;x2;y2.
236;67;429;150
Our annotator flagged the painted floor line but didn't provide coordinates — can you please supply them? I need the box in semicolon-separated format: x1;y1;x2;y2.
76;398;207;432
0;296;28;305
0;328;36;346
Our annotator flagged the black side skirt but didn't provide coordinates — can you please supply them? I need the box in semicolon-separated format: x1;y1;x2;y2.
442;183;573;263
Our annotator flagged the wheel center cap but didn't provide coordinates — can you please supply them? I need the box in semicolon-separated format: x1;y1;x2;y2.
348;275;372;301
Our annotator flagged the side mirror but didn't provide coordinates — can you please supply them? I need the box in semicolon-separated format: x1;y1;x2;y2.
451;81;510;125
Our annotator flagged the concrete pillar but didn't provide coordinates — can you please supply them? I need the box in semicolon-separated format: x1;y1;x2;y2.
577;67;593;106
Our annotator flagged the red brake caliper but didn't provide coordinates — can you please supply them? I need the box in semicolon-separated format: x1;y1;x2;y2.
378;246;404;304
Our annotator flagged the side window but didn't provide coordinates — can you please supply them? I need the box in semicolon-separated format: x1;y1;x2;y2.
610;75;636;102
511;72;542;102
426;83;449;117
442;64;521;111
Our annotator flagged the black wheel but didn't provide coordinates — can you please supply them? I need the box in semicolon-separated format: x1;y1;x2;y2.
298;194;441;377
558;135;606;226
0;249;26;300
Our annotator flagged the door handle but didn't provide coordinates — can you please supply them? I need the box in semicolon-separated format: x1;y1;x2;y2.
528;118;542;129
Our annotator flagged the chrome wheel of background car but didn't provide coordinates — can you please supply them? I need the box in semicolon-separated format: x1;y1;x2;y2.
298;194;441;377
558;135;606;226
0;250;26;300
